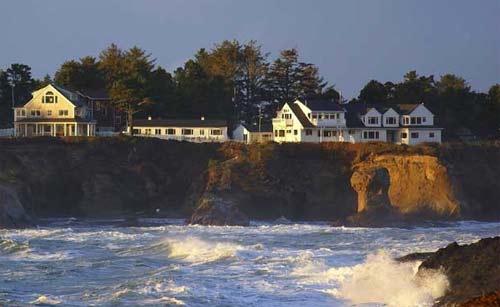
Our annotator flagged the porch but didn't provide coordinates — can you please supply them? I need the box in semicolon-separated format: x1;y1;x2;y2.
14;122;96;137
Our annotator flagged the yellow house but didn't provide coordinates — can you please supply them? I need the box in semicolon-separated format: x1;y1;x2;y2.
13;84;96;137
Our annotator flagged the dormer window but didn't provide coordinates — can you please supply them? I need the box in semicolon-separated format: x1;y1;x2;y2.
367;117;379;125
43;91;58;103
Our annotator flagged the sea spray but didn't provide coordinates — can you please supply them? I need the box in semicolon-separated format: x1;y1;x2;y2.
164;236;244;263
334;250;448;307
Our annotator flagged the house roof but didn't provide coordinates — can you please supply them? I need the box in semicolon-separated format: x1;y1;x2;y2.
52;84;87;107
289;103;315;128
77;88;109;100
302;99;344;111
243;123;273;133
133;119;227;128
343;103;367;128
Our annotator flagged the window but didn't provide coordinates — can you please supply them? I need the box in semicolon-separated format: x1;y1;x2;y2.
348;129;355;135
385;117;397;125
305;129;312;136
58;110;69;116
332;131;337;137
16;109;26;117
278;130;285;137
286;130;291;134
403;117;410;125
182;129;193;135
411;117;416;125
282;113;292;119
411;132;419;138
200;129;205;136
31;110;41;117
368;117;379;125
42;91;57;103
401;132;408;138
423;117;427;123
323;130;332;137
294;130;298;135
166;128;176;135
210;129;222;135
47;110;52;116
312;114;318;119
307;113;311;119
416;117;422;125
429;132;435;138
363;131;380;139
155;129;161;135
145;129;151;135
133;129;140;134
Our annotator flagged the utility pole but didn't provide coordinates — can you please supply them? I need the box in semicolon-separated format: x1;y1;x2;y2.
11;82;15;136
258;105;262;143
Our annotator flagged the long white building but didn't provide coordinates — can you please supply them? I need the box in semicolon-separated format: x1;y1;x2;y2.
271;99;442;145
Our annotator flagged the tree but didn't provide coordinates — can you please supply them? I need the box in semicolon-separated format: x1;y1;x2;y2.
54;56;104;90
101;45;156;134
359;80;388;103
6;63;37;106
265;48;329;117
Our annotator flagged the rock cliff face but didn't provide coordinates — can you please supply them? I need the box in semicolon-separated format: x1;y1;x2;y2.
350;154;459;219
0;138;499;225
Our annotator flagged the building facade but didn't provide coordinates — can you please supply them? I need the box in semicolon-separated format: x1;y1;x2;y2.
271;99;442;145
132;118;228;142
232;123;273;144
14;84;96;137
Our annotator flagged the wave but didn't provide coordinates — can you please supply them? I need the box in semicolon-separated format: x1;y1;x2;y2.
30;295;61;305
0;238;29;254
162;236;244;264
296;250;448;307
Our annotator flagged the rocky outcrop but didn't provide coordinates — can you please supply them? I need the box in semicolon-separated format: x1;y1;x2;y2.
0;139;499;224
186;194;249;226
0;185;34;228
415;237;500;306
349;154;460;220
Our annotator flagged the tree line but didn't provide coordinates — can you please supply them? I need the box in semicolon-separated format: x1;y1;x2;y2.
0;40;498;139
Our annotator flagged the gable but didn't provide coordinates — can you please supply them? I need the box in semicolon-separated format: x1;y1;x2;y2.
365;108;382;117
383;108;399;118
23;84;77;109
409;104;433;117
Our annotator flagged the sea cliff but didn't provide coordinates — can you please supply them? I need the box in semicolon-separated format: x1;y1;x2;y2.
0;137;499;226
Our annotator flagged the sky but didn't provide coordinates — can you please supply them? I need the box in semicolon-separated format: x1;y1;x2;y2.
1;0;499;98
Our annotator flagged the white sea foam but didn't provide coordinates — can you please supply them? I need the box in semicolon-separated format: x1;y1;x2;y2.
163;236;244;264
142;296;185;305
332;250;448;307
30;295;61;305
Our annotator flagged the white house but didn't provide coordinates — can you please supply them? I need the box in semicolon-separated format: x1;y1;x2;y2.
271;99;442;145
272;99;348;143
132;118;228;142
13;84;96;137
343;103;442;144
232;123;273;144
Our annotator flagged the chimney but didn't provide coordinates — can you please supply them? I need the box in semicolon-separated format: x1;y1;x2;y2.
201;116;205;121
148;116;152;121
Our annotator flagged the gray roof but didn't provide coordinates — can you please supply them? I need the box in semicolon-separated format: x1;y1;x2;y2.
77;88;109;100
134;119;227;128
289;103;315;128
243;123;273;133
52;84;87;107
302;99;344;112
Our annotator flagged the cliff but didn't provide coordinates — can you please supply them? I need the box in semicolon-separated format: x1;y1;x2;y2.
0;138;499;224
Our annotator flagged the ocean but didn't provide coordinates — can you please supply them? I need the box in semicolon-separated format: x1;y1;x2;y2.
1;219;499;307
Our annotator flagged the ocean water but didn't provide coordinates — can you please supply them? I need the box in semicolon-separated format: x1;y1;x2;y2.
1;219;499;307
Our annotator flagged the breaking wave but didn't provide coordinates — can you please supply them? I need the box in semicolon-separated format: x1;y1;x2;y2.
161;236;245;264
329;251;448;307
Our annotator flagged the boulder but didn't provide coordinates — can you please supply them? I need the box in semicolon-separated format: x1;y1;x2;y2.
416;236;500;306
0;185;34;228
187;195;249;226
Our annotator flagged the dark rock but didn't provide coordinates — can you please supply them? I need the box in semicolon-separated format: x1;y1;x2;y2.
0;185;34;228
187;194;250;226
417;236;500;306
458;290;500;307
396;252;434;263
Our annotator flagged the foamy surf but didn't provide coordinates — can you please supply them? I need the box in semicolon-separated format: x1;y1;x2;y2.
163;236;244;264
332;250;448;307
0;219;498;307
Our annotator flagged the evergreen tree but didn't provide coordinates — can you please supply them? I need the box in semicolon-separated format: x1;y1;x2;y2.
54;56;104;90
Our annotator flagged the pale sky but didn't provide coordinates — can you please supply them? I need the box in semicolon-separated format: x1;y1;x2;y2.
1;0;499;98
